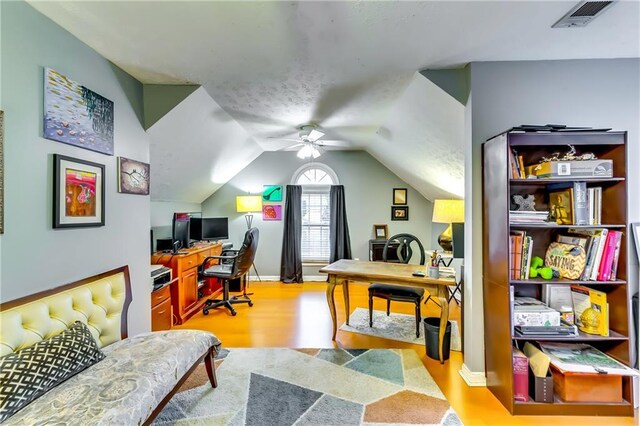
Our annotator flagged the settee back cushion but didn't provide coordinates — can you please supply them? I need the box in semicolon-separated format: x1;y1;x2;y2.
0;270;128;357
0;321;106;422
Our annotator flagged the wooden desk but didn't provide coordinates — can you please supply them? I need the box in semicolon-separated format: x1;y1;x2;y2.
151;243;222;324
320;259;455;363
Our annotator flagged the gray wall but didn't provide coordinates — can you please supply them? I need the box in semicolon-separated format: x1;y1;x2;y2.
466;59;640;373
201;151;439;278
0;2;151;335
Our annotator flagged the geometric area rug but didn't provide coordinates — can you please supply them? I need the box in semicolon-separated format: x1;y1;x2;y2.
153;348;463;425
340;308;462;352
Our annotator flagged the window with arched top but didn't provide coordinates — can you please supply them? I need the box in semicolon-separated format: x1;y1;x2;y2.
292;164;339;262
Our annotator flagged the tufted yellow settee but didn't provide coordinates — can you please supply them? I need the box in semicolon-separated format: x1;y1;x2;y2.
0;266;221;425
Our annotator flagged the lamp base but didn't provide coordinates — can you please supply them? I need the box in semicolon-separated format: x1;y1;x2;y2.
244;214;253;229
438;224;453;252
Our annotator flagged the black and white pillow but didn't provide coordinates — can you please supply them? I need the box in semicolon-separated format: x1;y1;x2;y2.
0;321;105;421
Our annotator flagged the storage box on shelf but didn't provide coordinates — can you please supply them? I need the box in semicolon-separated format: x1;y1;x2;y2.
483;130;633;416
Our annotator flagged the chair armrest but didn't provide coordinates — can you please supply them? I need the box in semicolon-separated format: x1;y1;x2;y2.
200;255;238;272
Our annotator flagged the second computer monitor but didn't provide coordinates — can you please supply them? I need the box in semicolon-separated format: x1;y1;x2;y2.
191;217;229;241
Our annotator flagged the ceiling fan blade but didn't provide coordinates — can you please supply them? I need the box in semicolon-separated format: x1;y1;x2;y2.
308;129;325;141
265;137;301;142
317;140;351;147
276;143;304;151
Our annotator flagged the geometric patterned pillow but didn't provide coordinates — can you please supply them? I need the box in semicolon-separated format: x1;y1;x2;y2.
0;321;105;422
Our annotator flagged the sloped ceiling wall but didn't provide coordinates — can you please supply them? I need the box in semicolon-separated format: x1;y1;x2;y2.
367;72;465;201
148;87;262;203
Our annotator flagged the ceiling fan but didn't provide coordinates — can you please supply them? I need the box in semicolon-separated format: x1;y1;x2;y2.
267;124;350;159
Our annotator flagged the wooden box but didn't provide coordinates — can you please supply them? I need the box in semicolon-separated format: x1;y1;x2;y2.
551;365;622;403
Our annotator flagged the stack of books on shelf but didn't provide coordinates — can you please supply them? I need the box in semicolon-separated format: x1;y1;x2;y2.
558;230;623;281
510;210;549;224
509;231;533;280
509;148;527;179
548;182;602;225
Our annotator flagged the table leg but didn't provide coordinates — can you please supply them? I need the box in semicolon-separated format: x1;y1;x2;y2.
326;275;338;340
437;287;450;364
343;279;350;326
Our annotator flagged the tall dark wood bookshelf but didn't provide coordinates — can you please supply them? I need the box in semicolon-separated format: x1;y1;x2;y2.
482;130;634;416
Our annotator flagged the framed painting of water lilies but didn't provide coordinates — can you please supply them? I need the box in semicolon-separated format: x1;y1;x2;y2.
44;68;114;155
53;154;105;229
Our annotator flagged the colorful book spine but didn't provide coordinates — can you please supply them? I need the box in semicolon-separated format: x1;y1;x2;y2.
590;229;608;280
573;182;588;225
524;237;533;280
609;231;623;281
587;187;595;225
514;234;523;280
513;348;529;402
520;236;529;280
597;231;618;281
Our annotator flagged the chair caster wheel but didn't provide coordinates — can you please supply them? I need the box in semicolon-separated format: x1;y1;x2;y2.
231;311;237;316
248;302;254;307
203;310;209;315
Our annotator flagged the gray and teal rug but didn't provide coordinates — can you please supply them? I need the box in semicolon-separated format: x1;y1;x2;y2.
154;348;462;425
340;308;462;351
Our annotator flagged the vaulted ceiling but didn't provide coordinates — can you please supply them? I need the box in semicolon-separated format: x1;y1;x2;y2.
29;1;640;203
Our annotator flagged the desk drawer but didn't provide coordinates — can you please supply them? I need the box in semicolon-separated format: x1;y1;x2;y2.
151;297;172;331
151;285;170;307
197;249;214;266
178;254;198;273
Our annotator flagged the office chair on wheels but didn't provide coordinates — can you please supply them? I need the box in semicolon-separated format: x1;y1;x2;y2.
368;233;426;338
199;227;259;316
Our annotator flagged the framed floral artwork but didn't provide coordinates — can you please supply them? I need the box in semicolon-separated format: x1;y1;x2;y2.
53;154;105;228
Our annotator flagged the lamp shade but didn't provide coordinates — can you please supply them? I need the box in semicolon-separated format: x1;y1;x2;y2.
236;195;262;213
432;199;464;223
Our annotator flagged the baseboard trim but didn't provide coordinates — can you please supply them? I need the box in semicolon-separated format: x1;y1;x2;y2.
248;275;327;282
459;363;487;387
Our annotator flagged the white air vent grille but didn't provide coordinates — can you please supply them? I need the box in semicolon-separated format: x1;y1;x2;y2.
552;1;616;28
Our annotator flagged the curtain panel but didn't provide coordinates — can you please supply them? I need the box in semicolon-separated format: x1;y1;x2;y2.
280;185;303;283
329;185;352;263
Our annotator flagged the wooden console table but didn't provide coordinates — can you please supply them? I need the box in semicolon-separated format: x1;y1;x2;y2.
151;243;222;324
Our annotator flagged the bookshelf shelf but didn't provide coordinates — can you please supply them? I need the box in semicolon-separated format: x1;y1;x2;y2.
510;278;626;285
483;130;633;417
509;223;626;229
510;177;625;185
512;329;628;341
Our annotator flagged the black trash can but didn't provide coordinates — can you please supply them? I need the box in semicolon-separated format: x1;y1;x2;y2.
423;317;451;361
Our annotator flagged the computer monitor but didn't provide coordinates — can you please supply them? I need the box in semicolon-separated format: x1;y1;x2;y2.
190;217;229;241
451;222;464;259
172;212;191;251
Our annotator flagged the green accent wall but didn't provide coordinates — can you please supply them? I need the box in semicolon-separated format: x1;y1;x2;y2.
143;84;199;129
420;66;470;105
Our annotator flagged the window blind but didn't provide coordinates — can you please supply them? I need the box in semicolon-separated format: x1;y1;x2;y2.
301;192;330;262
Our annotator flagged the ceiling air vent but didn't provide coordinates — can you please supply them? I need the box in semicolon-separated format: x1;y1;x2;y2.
552;1;616;28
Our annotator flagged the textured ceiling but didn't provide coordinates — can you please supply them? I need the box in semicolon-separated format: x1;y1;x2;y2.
28;1;640;202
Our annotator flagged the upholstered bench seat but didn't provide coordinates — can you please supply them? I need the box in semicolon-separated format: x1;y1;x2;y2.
3;330;220;425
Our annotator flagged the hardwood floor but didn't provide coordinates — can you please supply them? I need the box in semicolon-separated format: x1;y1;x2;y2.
177;281;638;426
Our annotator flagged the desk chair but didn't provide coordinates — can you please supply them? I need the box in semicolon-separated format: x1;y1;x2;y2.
368;233;426;338
199;228;259;316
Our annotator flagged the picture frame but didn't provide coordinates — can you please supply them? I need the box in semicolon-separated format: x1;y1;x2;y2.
633;223;640;263
0;110;4;234
262;204;282;221
373;224;389;240
117;156;150;195
393;188;407;205
53;154;105;229
263;185;283;202
391;206;409;221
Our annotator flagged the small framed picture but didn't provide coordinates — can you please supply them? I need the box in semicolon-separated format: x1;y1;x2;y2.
263;185;283;202
373;224;389;240
53;154;105;229
391;206;409;221
393;188;407;205
118;157;150;195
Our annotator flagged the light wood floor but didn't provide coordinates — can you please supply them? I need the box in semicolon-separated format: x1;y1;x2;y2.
177;282;638;426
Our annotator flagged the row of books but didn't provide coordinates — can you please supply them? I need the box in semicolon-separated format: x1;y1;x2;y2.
548;182;603;225
509;148;527;179
559;229;622;281
509;231;533;280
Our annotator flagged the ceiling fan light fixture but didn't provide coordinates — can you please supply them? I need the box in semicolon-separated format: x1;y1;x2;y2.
296;144;322;159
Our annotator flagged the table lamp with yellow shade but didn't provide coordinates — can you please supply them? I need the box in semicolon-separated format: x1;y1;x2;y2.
236;195;262;229
432;199;464;252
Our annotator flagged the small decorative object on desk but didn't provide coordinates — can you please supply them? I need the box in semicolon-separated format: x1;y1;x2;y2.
428;252;441;278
